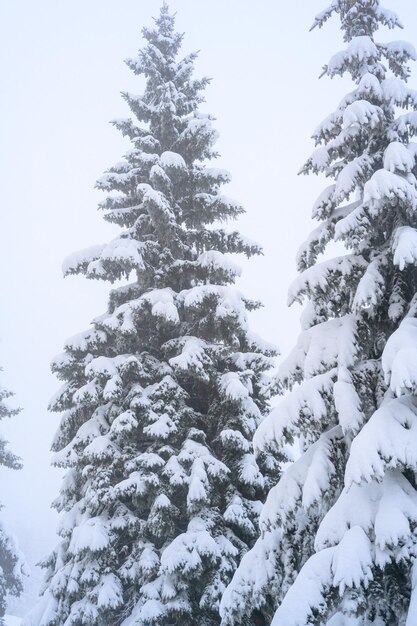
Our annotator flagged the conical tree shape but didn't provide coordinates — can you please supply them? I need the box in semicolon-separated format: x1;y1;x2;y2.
25;6;277;626
0;372;23;626
221;2;417;625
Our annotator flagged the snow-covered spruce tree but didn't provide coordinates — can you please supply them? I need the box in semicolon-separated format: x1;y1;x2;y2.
25;6;277;626
0;375;23;626
220;2;417;626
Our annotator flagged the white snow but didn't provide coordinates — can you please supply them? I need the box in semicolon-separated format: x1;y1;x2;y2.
288;255;367;305
271;548;334;626
160;150;186;169
333;366;364;434
352;258;385;313
68;517;110;554
279;315;358;383
169;337;211;379
394;111;417;137
406;560;417;626
259;427;341;529
85;354;139;379
315;481;378;552
197;250;241;277
374;471;417;552
254;371;335;453
346;396;417;487
104;288;180;331
62;244;105;276
393;226;417;271
100;238;145;269
178;285;247;325
316;471;417;563
142;288;179;323
384;40;417;61
64;328;107;352
219;528;282;624
311;185;335;220
97;574;123;609
331;526;373;594
309;146;330;171
382;317;417;396
342;101;382;130
5;617;22;626
326;36;378;77
383;77;414;106
160;517;222;574
220;372;250;401
346;36;378;62
334;155;373;202
384;142;415;174
363;170;417;214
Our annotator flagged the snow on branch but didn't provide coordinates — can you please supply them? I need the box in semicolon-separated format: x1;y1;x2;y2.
346;396;417;487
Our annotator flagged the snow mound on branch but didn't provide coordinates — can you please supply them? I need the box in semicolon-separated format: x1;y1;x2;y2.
254;371;335;453
364;170;417;213
5;617;22;626
352;258;385;312
331;526;373;593
106;288;180;329
346;396;417;487
393;226;417;270
142;288;179;323
178;285;247;325
220;372;250;401
101;238;145;267
334;155;373;202
383;77;410;104
374;471;417;553
311;184;335;220
288;255;367;305
160;150;186;169
382;317;417;395
384;142;415;173
219;529;282;624
63;238;146;278
169;337;210;378
280;315;358;383
334;366;364;434
309;146;330;170
315;481;378;551
63;328;106;352
384;40;417;61
316;471;417;562
260;427;341;527
342;100;382;129
68;516;110;554
346;36;378;62
62;244;105;275
271;548;334;626
327;36;378;76
271;527;372;626
198;250;241;276
97;574;123;609
160;516;237;575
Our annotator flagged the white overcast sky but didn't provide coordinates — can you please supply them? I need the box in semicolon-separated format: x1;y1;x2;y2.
1;0;417;613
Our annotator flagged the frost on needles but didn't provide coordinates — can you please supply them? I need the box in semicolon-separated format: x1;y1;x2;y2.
0;373;24;626
221;2;417;626
24;6;278;626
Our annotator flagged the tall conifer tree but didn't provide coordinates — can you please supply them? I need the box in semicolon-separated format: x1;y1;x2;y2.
0;374;23;625
25;6;276;626
221;2;417;625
